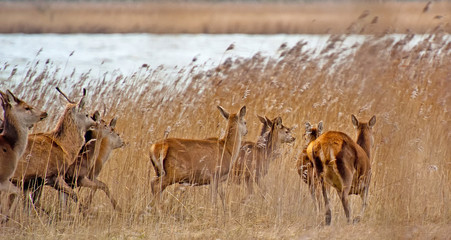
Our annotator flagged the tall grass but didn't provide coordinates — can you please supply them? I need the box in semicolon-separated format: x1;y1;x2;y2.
1;31;450;239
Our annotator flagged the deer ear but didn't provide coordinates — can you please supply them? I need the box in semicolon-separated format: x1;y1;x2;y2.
265;116;273;127
92;111;100;122
78;97;86;110
257;115;266;124
369;115;376;128
275;117;282;128
239;105;246;119
0;91;8;107
351;114;359;127
78;89;87;110
305;122;312;130
217;105;229;119
110;117;118;128
6;90;20;104
318;121;324;133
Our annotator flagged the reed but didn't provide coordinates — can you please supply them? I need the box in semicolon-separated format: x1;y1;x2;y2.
0;30;449;239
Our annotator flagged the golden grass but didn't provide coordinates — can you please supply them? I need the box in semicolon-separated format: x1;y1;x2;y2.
0;1;450;34
1;31;450;238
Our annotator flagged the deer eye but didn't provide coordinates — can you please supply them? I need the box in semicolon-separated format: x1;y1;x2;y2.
25;107;32;111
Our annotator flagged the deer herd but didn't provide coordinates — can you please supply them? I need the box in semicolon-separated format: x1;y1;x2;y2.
0;88;376;226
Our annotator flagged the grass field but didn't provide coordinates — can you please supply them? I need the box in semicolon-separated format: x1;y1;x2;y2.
0;28;449;238
0;1;450;34
1;0;451;237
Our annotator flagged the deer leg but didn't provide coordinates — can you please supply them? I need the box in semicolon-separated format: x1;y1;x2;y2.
336;158;354;224
355;177;370;223
321;179;331;226
245;176;254;196
211;173;218;204
59;191;69;210
0;180;20;222
28;182;50;215
85;189;97;209
308;177;319;213
78;177;121;211
0;180;20;194
339;186;352;224
0;180;20;208
52;176;78;204
150;176;170;207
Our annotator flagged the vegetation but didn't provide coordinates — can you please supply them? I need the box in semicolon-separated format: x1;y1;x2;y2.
0;1;450;34
0;25;449;238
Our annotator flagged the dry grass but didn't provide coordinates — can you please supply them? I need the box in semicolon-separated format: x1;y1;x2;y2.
1;31;450;238
0;1;450;34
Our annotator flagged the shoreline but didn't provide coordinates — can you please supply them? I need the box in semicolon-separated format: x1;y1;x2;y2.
0;2;449;34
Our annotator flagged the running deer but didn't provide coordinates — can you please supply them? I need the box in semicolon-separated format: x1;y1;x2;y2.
306;115;375;225
64;115;124;210
12;88;96;209
296;121;323;211
149;105;247;203
0;90;47;219
233;115;295;195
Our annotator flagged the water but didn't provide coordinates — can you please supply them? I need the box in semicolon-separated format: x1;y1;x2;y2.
0;33;445;83
0;34;355;77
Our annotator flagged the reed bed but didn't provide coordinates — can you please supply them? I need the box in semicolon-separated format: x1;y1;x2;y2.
0;1;450;34
1;30;450;239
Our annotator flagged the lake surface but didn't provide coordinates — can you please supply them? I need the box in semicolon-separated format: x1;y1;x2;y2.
0;33;444;83
0;34;357;78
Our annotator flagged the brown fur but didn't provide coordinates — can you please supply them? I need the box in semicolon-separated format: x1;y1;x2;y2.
11;88;96;208
65;115;124;211
296;121;323;211
306;115;375;225
0;90;47;220
149;105;247;203
233;115;295;195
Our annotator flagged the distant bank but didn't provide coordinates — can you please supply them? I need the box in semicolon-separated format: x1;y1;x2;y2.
0;2;449;34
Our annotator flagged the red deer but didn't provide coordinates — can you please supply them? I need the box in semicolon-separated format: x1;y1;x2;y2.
12;88;96;209
306;115;375;225
296;121;323;211
149;105;247;203
64;115;124;210
0;90;47;219
233;115;295;195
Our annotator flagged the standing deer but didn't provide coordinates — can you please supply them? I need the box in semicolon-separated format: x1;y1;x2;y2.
233;115;295;195
149;105;247;203
296;121;323;211
306;115;375;225
12;88;96;209
64;115;124;211
0;90;47;220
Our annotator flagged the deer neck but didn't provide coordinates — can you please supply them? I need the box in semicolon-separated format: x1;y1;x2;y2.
88;132;106;170
256;123;270;148
266;128;280;160
222;123;242;163
356;129;372;158
51;109;85;161
97;138;114;166
2;111;29;157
